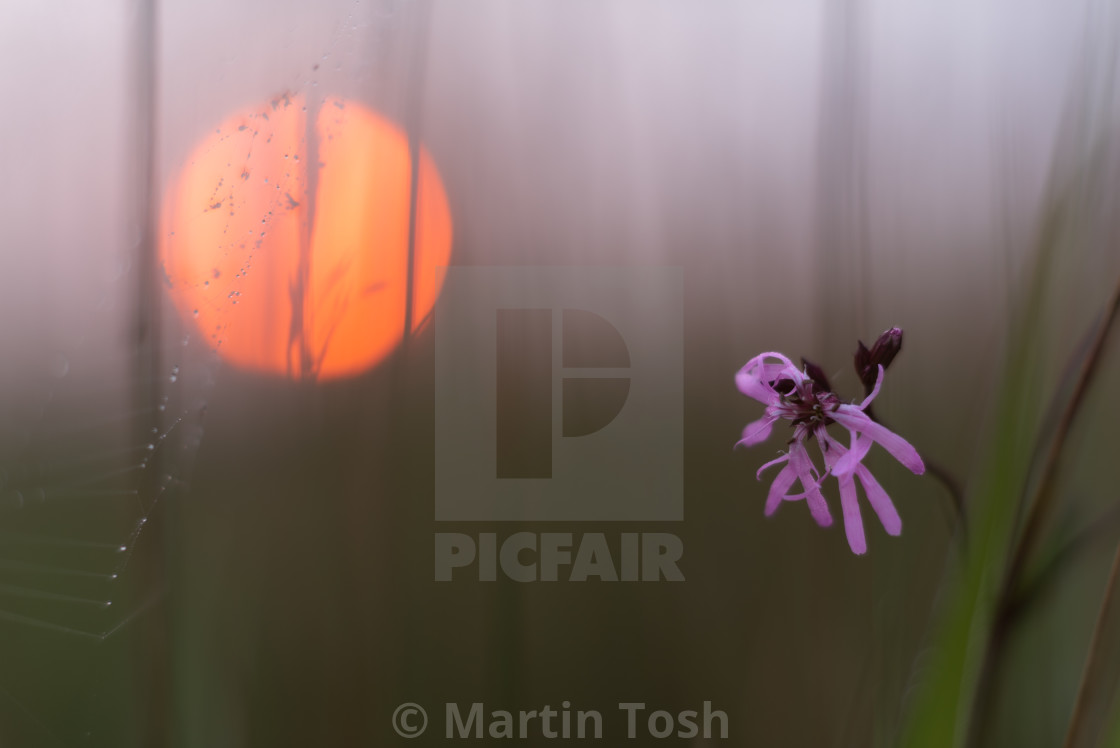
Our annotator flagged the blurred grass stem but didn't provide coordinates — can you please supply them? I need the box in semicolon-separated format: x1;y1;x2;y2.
1061;539;1120;748
968;272;1120;747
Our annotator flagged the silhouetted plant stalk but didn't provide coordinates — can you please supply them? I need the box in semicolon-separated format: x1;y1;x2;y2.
967;273;1120;748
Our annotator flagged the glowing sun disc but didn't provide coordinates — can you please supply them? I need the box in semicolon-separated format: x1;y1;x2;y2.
160;93;452;380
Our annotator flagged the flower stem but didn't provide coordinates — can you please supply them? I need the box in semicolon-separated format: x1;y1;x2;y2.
925;459;967;545
865;403;967;544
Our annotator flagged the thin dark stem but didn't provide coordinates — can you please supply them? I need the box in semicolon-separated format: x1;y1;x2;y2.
301;92;320;380
131;0;168;744
1008;277;1120;594
967;274;1120;748
926;459;968;545
865;403;967;545
133;0;160;425
1062;539;1120;748
401;0;432;347
1010;502;1120;620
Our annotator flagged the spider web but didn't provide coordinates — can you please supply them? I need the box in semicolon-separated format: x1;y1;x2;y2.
0;3;425;743
0;289;214;744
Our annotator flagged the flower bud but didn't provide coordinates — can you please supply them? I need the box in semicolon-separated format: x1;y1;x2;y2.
855;327;903;393
800;357;833;394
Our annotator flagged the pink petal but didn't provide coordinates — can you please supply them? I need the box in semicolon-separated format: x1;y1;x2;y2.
737;414;778;447
756;361;796;382
806;486;833;528
832;432;872;477
837;474;867;554
765;462;798;515
790;443;831;527
858;364;884;410
833;408;925;475
735;353;791;403
856;465;902;536
756;453;789;480
735;369;777;403
814;429;844;472
753;352;795;370
788;441;819;483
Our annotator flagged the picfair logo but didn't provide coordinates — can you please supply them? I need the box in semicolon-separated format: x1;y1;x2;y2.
434;267;682;522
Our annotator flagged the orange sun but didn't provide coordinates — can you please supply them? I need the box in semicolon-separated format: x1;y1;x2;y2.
160;93;452;380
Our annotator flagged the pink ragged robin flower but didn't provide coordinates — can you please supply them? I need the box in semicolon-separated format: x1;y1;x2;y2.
735;347;925;554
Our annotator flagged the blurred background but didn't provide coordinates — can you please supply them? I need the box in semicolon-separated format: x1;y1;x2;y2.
2;0;1120;745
